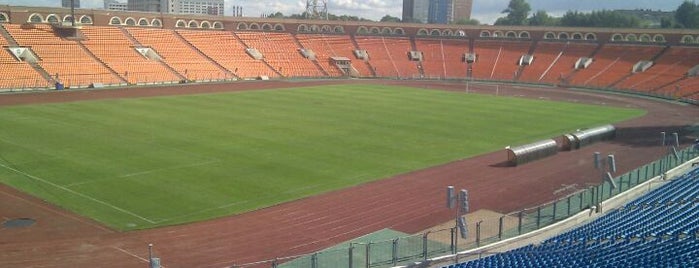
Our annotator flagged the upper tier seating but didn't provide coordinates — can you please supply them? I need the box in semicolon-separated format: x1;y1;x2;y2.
447;167;699;268
177;30;278;79
518;42;567;83
539;42;598;84
614;46;699;93
355;36;420;78
127;27;225;81
472;40;531;81
567;44;664;88
0;25;48;89
415;39;470;79
295;34;349;77
236;32;324;77
81;26;180;84
4;24;120;87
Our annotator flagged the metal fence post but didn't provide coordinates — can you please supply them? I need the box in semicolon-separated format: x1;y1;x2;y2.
392;238;398;267
536;207;541;228
552;201;557;222
311;253;317;268
450;227;457;254
498;216;504;240
422;232;429;260
567;196;571;217
518;211;523;234
365;243;371;268
476;221;482;247
349;243;354;268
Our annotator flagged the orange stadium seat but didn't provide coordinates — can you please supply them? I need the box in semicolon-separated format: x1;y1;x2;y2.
354;36;420;78
472;40;531;81
539;42;598;84
235;32;324;77
0;25;49;89
177;29;278;79
127;28;227;81
4;24;121;88
568;44;664;88
615;46;699;92
81;26;180;84
295;34;352;77
415;39;470;79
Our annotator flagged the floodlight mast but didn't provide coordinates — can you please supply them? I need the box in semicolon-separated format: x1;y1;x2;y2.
305;0;329;20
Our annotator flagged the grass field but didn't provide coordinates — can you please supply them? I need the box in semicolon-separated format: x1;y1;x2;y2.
0;85;645;230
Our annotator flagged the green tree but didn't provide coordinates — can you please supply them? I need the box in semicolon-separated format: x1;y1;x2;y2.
495;0;531;25
528;10;556;26
453;18;480;25
560;10;640;28
380;14;401;23
675;1;699;28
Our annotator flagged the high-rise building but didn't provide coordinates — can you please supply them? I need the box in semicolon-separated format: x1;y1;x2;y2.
402;0;429;23
402;0;473;24
169;0;224;16
428;0;451;24
106;1;128;11
62;0;80;8
127;0;168;13
452;0;473;22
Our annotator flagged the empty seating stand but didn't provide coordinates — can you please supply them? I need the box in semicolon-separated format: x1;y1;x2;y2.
472;40;531;81
615;46;699;94
0;25;48;89
127;27;225;81
178;30;278;79
236;32;324;78
567;44;664;88
415;39;469;79
449;168;699;268
354;36;420;78
81;26;180;84
295;34;347;77
5;24;120;88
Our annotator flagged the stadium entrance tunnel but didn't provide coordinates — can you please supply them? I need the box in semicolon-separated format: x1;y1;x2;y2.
3;218;36;228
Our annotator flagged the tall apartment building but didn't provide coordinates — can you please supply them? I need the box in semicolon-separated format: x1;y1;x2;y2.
402;0;429;23
168;0;224;16
62;0;80;8
127;0;223;16
128;0;168;13
403;0;472;24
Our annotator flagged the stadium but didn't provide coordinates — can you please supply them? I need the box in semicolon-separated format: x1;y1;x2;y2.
0;2;698;268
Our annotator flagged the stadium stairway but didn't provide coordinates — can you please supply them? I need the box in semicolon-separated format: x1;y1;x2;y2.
172;30;238;80
231;31;285;78
409;36;426;78
349;34;377;77
75;41;128;84
290;34;330;77
118;27;186;81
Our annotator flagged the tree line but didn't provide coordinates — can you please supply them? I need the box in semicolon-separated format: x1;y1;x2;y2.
496;0;699;29
264;0;699;29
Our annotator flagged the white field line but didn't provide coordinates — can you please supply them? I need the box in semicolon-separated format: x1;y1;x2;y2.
120;159;221;178
0;188;114;232
0;162;156;224
64;159;221;188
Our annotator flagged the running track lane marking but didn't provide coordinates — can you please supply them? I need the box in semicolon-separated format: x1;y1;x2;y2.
0;162;156;224
0;188;113;232
112;246;168;267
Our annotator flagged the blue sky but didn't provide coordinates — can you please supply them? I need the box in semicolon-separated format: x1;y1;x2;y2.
0;0;688;23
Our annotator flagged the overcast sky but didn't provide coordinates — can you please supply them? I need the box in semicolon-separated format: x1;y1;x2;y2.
0;0;688;24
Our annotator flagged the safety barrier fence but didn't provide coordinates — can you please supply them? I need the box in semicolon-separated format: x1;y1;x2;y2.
228;147;699;268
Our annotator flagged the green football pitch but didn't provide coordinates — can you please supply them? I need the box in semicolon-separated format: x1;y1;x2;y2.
0;85;644;230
